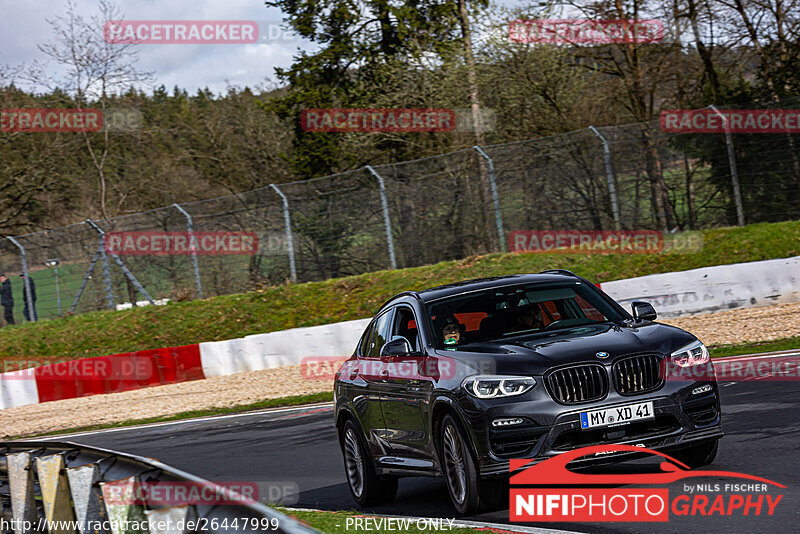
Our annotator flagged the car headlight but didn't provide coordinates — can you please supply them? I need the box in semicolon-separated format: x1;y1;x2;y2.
671;340;709;367
462;375;536;399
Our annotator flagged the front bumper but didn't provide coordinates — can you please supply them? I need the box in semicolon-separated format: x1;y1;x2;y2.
463;381;722;477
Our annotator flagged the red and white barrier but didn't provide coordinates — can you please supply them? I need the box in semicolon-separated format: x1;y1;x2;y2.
0;344;204;410
2;255;798;410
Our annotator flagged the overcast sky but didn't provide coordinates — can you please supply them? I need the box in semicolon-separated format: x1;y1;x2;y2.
1;0;531;96
0;0;313;95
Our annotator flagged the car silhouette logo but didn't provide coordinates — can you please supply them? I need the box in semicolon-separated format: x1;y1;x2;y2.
596;351;610;359
509;444;784;487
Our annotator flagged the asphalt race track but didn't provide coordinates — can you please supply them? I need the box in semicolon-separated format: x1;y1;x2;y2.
51;375;799;534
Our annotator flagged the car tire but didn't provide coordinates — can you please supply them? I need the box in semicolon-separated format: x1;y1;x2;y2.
672;438;719;469
439;414;505;515
340;419;398;507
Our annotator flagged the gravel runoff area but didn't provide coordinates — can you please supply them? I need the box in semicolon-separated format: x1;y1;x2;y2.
3;301;800;438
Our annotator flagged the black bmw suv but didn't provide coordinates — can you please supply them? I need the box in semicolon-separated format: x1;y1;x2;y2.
334;271;722;514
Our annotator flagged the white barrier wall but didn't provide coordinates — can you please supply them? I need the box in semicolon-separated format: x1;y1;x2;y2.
1;255;790;409
200;318;371;377
0;369;40;409
198;256;800;377
601;256;800;318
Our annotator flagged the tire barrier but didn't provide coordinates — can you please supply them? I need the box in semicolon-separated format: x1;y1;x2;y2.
0;441;318;534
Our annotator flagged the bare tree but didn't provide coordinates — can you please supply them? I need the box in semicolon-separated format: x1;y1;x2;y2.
26;0;152;219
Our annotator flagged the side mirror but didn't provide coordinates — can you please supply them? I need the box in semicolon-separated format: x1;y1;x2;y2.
380;337;412;357
631;301;657;322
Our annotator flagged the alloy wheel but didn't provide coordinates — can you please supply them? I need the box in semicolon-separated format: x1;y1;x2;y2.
343;427;365;497
442;424;467;504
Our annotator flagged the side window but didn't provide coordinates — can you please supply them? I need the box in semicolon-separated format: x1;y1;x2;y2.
391;306;419;352
369;310;393;357
357;323;374;357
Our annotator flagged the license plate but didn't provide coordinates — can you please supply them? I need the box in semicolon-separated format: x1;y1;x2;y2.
580;401;654;430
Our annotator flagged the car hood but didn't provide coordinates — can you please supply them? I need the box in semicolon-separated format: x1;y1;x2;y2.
436;322;698;376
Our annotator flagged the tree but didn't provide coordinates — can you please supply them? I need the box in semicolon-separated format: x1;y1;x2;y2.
263;0;489;175
26;0;152;219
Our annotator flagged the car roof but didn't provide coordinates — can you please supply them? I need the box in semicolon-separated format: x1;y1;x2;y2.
383;273;581;309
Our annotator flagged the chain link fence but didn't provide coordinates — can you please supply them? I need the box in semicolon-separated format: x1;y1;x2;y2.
2;106;799;322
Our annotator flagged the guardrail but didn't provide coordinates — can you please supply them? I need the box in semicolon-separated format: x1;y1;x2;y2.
0;441;318;534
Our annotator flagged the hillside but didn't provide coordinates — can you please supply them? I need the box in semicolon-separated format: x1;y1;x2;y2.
0;220;798;362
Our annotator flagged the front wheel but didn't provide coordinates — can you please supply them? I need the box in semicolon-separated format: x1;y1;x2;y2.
671;439;719;469
340;419;398;507
440;414;506;515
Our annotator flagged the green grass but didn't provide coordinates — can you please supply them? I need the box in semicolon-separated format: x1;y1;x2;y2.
709;336;800;358
12;392;333;439
0;220;798;362
278;509;493;534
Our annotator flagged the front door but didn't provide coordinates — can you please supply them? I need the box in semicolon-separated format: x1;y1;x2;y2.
379;306;434;463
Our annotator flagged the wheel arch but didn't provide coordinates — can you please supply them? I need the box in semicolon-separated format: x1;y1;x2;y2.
430;395;481;465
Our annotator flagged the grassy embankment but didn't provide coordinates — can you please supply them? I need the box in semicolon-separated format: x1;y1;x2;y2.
1;220;798;362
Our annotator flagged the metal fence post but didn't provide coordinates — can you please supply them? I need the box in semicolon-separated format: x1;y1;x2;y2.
472;146;506;251
97;232;116;310
172;203;204;299
71;248;102;313
45;260;63;316
269;184;297;283
365;166;398;270
709;105;745;226
85;219;155;305
6;237;36;322
588;126;622;230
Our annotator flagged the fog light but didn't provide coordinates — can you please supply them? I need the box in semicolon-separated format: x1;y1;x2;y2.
692;384;712;395
492;417;524;427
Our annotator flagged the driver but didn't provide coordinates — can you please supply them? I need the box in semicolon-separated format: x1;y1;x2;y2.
440;315;462;348
516;304;544;330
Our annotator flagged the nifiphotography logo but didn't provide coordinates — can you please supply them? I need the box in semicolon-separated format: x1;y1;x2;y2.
510;444;784;522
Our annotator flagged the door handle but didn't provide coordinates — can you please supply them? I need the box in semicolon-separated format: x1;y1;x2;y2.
380;369;389;381
349;367;359;380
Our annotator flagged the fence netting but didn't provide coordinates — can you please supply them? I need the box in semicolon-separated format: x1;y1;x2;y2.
2;106;799;322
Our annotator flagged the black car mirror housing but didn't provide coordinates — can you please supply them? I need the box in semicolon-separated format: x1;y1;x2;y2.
381;337;412;357
631;300;658;322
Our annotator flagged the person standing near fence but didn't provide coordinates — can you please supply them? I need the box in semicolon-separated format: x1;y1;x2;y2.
0;274;14;325
19;273;36;322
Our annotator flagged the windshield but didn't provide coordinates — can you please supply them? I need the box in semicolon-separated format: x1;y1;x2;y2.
426;281;624;349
